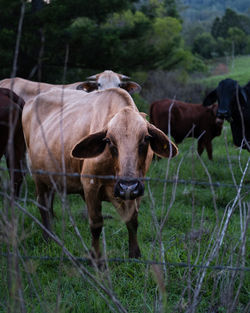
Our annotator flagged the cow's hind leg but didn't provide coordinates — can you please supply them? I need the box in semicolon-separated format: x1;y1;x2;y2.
126;210;141;258
5;152;24;197
36;180;55;241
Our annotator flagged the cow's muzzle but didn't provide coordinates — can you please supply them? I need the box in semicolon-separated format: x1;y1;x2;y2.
216;109;231;120
114;178;144;200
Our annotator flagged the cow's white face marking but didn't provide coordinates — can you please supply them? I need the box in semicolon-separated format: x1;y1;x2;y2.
97;71;121;90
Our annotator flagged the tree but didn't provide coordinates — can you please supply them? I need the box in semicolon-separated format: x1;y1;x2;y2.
192;32;216;58
227;27;247;55
147;16;189;69
140;0;181;19
211;8;244;39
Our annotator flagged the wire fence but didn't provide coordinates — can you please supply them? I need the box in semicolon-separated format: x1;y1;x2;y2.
1;252;249;272
0;163;249;277
1;165;250;191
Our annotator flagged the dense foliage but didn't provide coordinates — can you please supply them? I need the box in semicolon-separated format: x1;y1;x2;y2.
0;0;249;82
181;0;250;21
192;8;250;58
0;0;204;82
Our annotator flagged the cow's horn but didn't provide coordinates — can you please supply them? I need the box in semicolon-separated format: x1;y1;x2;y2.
87;74;97;80
119;74;130;80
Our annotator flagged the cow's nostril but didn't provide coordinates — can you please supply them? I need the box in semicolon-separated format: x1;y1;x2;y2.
114;180;144;200
119;182;138;191
119;182;139;200
131;189;139;197
217;109;230;119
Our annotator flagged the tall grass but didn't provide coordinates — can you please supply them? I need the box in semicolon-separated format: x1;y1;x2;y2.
0;6;249;311
0;124;249;313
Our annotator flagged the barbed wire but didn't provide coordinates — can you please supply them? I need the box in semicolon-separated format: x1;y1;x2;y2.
1;252;249;272
1;164;249;275
1;166;250;190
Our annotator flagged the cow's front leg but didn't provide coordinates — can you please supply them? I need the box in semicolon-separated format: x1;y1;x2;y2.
126;210;141;258
197;140;205;157
35;180;55;241
86;197;103;259
205;141;213;160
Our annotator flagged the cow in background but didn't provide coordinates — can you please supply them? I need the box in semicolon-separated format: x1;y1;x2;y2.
0;70;141;102
0;88;26;196
22;88;178;259
150;98;224;160
203;78;250;151
77;70;141;94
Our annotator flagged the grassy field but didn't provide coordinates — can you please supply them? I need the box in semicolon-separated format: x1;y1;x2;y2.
0;123;249;313
0;55;250;312
202;55;250;88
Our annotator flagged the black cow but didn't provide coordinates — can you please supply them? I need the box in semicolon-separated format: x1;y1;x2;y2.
203;78;250;151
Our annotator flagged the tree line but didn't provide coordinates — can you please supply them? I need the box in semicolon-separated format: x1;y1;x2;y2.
0;0;249;83
191;8;250;58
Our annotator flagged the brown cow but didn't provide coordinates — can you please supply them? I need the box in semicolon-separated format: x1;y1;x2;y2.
150;98;224;160
0;88;26;196
0;70;141;102
22;88;178;258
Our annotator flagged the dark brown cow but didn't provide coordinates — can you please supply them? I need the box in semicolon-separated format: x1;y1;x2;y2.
150;98;224;160
0;88;26;196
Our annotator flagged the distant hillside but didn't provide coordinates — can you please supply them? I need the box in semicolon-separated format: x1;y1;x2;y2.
180;0;250;23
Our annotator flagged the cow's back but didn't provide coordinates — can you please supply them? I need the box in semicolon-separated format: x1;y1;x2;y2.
0;77;86;102
0;78;49;102
150;99;181;134
150;98;220;143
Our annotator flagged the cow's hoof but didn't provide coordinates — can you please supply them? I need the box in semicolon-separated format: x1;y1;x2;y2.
87;251;106;271
129;247;141;259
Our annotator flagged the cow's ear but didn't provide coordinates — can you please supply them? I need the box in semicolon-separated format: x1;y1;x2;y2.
71;130;107;159
148;123;178;158
76;81;98;92
203;89;217;107
207;103;218;116
119;81;141;94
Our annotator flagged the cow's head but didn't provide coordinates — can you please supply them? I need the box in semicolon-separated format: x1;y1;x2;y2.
207;103;224;137
76;70;141;95
71;108;178;200
203;78;248;121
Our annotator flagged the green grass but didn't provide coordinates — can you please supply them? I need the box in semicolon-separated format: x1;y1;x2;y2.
0;123;249;313
201;54;250;88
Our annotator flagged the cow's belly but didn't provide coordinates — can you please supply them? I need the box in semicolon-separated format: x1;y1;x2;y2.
33;171;83;194
28;142;83;194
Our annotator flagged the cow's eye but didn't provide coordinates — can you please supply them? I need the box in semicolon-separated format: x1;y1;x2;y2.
144;135;151;142
105;138;118;156
139;136;150;154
